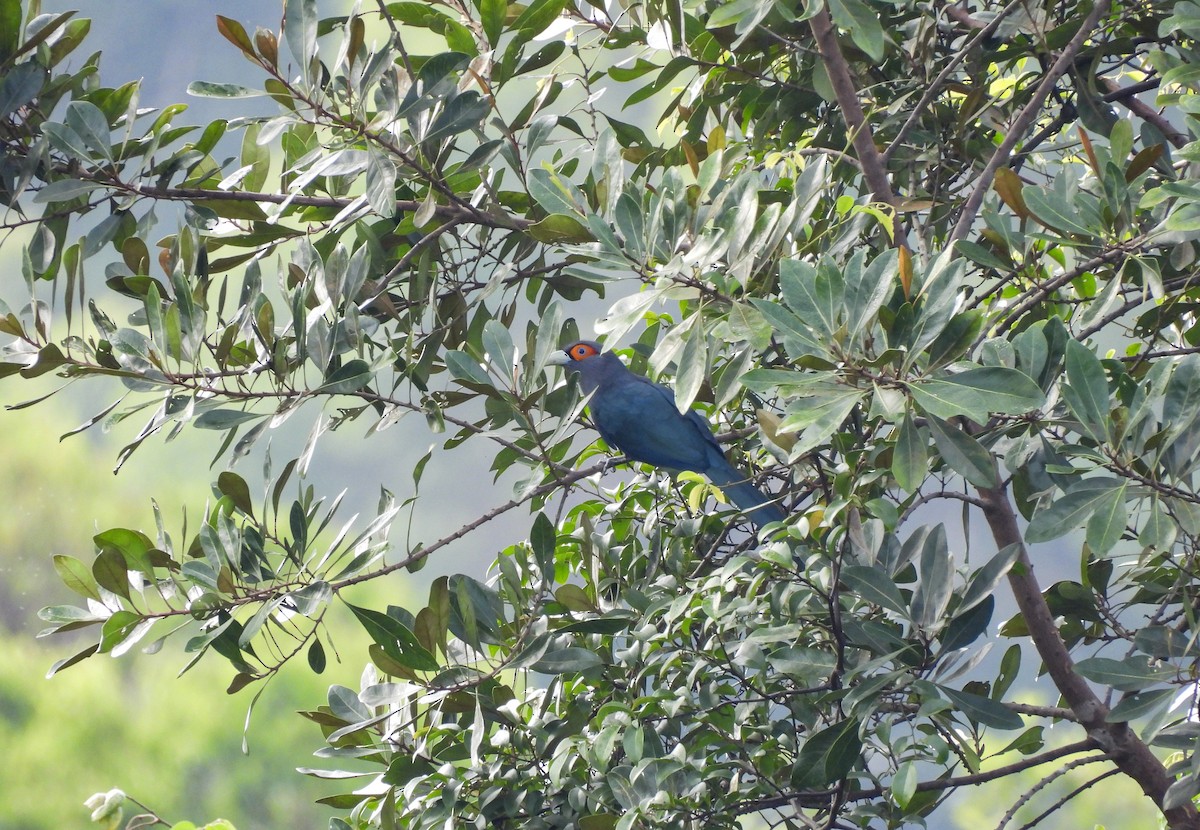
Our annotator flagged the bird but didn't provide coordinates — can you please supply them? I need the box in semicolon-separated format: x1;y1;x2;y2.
549;340;786;528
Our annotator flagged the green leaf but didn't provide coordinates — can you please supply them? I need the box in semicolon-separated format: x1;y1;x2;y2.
186;81;268;98
1024;186;1098;236
770;646;838;682
92;548;130;599
906;252;964;366
530;511;556;577
907;367;1044;420
955;239;1011;271
827;0;885;60
532;646;603;674
841;566;909;616
554;584;595;613
1134;625;1200;659
1085;481;1128;553
284;0;318;83
1074;655;1174;692
217;471;255;517
46;644;100;678
780;259;841;339
195;409;263;430
424;91;490;143
910;524;952;632
99;610;144;653
34;176;101;206
511;0;567;40
319;359;373;394
347;603;439;672
477;0;505;44
445;350;491;386
527;167;584;217
41;120;93;163
925;415;996;488
674;320;708;412
939;686;1024;730
481;321;515;379
959;544;1021;614
844;248;896;345
0;62;48;121
1062;339;1110;441
939;596;994;653
64;100;112;161
527;214;593;243
794;718;862;786
1026;478;1124;543
0;0;20;62
892;411;926;493
94;527;154;573
749;298;834;361
779;389;865;457
53;554;101;601
892;761;918;809
1105;689;1176;723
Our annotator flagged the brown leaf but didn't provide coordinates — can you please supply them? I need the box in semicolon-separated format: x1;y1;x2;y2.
1077;127;1100;176
1125;145;1163;182
898;244;913;299
993;168;1029;219
216;15;255;56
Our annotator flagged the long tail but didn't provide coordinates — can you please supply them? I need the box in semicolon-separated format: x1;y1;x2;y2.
705;458;787;528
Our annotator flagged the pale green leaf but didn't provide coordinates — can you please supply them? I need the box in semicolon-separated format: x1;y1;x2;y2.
926;415;996;488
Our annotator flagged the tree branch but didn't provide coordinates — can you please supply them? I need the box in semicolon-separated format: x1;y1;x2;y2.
996;753;1120;830
1100;77;1188;149
949;0;1113;244
739;739;1103;814
112;182;528;232
975;482;1200;829
807;9;896;207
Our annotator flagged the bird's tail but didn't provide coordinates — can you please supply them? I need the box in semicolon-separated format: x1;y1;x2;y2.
706;458;787;528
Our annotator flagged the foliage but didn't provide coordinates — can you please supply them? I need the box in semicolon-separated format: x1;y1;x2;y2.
5;0;1200;827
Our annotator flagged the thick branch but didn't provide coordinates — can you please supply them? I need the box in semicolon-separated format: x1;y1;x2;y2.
975;483;1200;829
1099;77;1189;149
949;0;1112;243
807;9;896;207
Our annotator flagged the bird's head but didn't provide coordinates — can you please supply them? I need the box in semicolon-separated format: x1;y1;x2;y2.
547;340;605;369
546;340;620;388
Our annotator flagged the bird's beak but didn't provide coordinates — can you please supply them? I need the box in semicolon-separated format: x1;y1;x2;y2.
545;351;571;366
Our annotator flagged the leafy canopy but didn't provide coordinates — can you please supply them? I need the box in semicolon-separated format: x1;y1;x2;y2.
5;0;1200;827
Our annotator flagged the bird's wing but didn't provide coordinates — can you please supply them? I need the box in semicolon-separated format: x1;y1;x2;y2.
589;374;714;471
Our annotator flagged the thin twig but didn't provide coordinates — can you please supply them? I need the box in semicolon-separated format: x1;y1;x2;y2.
737;740;1101;813
1012;767;1122;830
884;0;1027;164
995;751;1117;830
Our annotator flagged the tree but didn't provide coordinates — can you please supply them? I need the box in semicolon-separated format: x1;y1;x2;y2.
4;0;1200;826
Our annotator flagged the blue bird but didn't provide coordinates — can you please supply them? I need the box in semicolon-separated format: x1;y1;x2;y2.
550;340;786;528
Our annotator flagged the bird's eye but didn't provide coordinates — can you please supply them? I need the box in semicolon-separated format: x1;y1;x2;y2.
572;345;591;358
